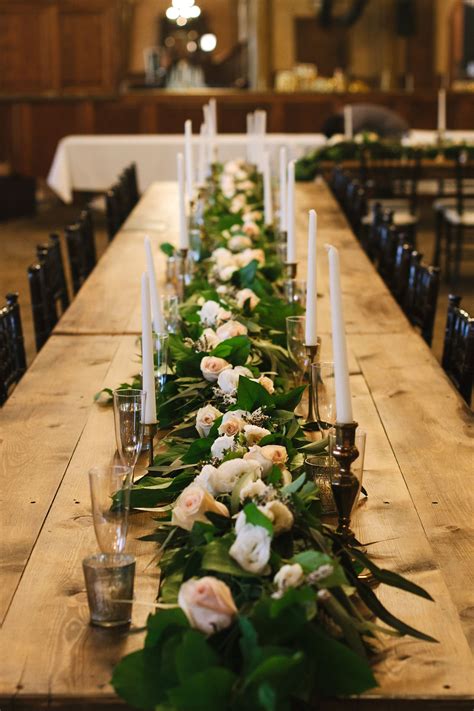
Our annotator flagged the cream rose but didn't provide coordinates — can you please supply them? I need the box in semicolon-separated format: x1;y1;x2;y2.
217;265;239;282
209;457;262;495
253;375;275;394
229;522;272;575
236;288;260;311
178;577;237;634
217;366;253;395
244;445;272;476
244;424;271;446
235;248;265;268
260;444;288;469
218;410;248;437
193;463;218;493
228;235;252;252
274;563;305;592
198;300;231;327
171;484;229;531
261;500;294;535
199;328;220;350
196;404;222;437
230;194;246;213
213;248;235;268
242;220;260;237
215;320;248;342
210;434;237;460
200;356;232;382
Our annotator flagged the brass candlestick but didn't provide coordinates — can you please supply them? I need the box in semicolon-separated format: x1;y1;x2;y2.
330;421;360;544
305;340;321;423
178;247;189;300
143;422;158;467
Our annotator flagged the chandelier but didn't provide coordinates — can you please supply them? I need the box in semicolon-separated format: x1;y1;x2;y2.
166;0;201;26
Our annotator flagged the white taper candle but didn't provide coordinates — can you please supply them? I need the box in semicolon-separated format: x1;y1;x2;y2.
286;159;296;263
438;89;446;132
326;244;353;423
305;210;317;346
144;236;164;335
263;151;273;226
198;122;206;184
177;153;188;249
279;146;287;231
246;113;254;164
141;272;157;425
184;119;194;200
344;105;353;140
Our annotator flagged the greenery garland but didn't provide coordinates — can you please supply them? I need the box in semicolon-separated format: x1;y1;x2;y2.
295;135;474;182
109;159;435;711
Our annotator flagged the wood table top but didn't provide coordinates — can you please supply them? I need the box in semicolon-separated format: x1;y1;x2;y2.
0;181;472;709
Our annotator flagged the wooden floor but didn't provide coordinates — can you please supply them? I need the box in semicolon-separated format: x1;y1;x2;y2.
0;182;473;709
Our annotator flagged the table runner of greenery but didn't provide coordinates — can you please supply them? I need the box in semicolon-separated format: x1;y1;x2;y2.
295;134;474;181
109;159;435;711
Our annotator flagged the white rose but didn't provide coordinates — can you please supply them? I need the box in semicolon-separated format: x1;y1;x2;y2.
228;235;252;252
178;577;237;634
261;500;294;535
209;457;262;495
198;300;231;327
260;444;288;469
210;434;237;460
239;478;269;502
253;375;274;394
199;328;220;350
274;563;305;592
171;484;229;531
244;210;262;222
237;179;254;191
244;445;273;475
196;404;222;437
217;265;239;282
244;424;271;446
229;523;272;575
193;463;218;493
230;194;246;213
213;248;235;268
215;320;248;342
217;366;253;395
236;288;260;310
200;356;232;382
280;468;292;486
236;248;265;268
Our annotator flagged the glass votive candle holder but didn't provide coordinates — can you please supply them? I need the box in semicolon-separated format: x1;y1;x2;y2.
161;294;180;334
305;454;338;514
83;553;135;628
283;279;306;308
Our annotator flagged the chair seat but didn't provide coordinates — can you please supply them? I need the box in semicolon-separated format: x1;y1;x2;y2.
444;208;474;226
367;198;411;210
362;211;418;226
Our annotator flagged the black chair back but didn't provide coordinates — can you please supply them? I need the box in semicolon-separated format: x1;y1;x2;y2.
106;187;122;241
0;293;27;405
377;223;400;286
392;237;412;306
442;295;474;406
36;234;69;320
65;211;97;295
28;263;51;351
404;251;440;346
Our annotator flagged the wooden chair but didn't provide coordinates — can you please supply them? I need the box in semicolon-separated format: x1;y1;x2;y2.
377;222;400;287
36;234;70;322
28;263;51;351
442;295;474;406
404;251;440;346
0;293;27;405
105;187;123;241
65;211;97;295
391;237;413;306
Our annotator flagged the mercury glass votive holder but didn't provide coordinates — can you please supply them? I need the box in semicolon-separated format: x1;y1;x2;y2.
305;454;338;514
83;553;135;628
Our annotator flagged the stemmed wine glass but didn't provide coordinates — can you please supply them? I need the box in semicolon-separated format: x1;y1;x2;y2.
113;388;146;471
311;362;336;434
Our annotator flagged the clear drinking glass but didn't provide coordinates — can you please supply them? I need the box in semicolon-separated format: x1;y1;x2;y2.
113;389;146;469
83;552;135;628
328;429;367;513
88;465;133;555
286;315;307;385
154;332;169;392
189;226;202;262
162;294;180;333
311;362;336;433
283;279;306;307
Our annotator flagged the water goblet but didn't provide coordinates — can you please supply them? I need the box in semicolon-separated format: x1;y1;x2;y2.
161;294;180;334
88;464;133;555
154;332;169;392
113;389;146;470
283;279;306;308
286;315;307;385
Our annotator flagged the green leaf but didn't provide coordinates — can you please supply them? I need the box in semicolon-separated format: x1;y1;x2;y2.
112;650;157;710
281;472;306;495
258;682;277;711
244;502;273;536
211;335;251;366
175;630;219;682
272;386;305;411
293;550;333;574
182;436;212;464
201;536;257;578
236;376;274;412
167;667;237;711
232;258;259;288
245;651;303;687
349;547;435;601
160;242;175;257
146;608;189;649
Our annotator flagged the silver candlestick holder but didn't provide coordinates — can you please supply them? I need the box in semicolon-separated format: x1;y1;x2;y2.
142;422;158;467
305;339;321;422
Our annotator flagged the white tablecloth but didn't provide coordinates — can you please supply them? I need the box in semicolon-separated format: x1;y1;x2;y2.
47;133;327;203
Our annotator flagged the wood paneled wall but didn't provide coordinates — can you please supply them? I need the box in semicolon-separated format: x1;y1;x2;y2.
2;90;474;179
0;0;125;95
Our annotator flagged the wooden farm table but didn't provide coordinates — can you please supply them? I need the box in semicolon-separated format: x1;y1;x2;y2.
0;181;473;710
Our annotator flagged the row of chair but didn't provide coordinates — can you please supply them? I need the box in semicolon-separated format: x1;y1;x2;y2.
330;166;473;406
106;164;139;240
1;163;140;405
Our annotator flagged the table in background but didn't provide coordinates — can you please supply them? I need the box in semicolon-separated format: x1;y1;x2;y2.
0;181;473;709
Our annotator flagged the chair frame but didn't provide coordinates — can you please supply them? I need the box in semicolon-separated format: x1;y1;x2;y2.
0;292;27;404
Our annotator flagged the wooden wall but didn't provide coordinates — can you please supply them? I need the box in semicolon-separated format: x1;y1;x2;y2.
3;90;474;178
0;0;125;95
